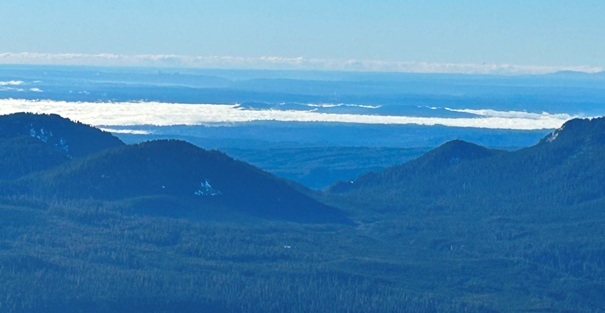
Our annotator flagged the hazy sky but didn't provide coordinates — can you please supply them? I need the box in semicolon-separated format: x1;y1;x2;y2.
1;0;604;72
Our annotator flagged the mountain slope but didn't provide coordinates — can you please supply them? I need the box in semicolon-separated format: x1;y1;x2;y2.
0;136;69;180
13;139;349;223
327;117;605;213
0;112;124;158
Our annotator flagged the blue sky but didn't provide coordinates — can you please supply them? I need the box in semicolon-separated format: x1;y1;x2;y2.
1;0;604;72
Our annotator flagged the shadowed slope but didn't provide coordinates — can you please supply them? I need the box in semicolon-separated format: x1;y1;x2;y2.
328;117;605;213
16;139;349;223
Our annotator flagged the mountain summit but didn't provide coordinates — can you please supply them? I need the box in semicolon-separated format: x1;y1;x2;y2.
540;117;605;147
0;113;124;157
0;113;124;179
328;117;605;213
0;113;348;223
407;139;501;169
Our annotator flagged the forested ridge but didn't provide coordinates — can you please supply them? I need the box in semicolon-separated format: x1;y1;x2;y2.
1;113;605;312
328;117;605;214
0;113;348;224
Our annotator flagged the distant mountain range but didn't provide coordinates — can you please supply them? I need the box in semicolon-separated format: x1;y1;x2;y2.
550;70;605;78
0;113;348;224
328;117;605;214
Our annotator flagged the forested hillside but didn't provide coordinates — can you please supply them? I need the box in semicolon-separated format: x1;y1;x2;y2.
328;117;605;214
0;114;348;224
0;112;124;158
1;113;605;312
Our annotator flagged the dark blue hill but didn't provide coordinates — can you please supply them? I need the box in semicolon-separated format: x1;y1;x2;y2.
13;139;348;223
0;136;69;180
328;117;605;213
0;112;124;158
0;113;124;179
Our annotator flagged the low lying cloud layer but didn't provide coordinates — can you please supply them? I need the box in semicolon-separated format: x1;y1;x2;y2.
1;52;603;75
0;80;25;86
98;128;152;135
0;99;576;130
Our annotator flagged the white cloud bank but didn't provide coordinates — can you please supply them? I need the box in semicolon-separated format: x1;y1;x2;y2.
0;52;603;75
0;99;577;130
98;128;152;135
0;80;25;86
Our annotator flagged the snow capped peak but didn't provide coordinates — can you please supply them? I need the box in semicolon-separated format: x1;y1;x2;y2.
546;125;565;143
194;179;222;196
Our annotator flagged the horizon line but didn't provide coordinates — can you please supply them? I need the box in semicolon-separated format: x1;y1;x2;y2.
0;52;603;75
